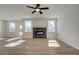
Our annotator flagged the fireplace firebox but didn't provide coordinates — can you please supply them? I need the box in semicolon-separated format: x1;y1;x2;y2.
33;28;47;38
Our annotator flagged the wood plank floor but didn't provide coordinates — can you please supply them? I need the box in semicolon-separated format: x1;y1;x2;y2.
0;37;79;55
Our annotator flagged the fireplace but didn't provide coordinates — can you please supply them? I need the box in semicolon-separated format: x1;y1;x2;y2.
33;28;47;38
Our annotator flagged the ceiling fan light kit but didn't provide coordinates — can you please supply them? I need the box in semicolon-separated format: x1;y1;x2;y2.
26;4;49;14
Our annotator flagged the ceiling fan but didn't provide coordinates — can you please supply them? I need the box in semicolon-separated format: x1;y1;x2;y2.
26;4;49;14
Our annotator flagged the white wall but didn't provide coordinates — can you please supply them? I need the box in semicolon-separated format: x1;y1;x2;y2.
22;18;57;38
57;5;79;50
0;20;5;38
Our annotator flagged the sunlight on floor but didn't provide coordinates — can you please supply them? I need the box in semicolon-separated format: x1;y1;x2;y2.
48;40;57;43
0;38;6;40
4;40;25;47
6;37;21;41
48;40;60;47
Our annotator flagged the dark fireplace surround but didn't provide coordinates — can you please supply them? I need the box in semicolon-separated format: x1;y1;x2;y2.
33;27;47;38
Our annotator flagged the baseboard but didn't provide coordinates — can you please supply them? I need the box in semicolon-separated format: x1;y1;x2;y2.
57;38;79;51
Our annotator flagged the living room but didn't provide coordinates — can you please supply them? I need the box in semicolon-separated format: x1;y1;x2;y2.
0;4;79;55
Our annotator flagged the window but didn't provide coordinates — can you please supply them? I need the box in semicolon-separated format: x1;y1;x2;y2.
9;22;15;32
25;20;32;32
48;20;55;32
0;20;1;32
20;25;22;30
19;25;23;36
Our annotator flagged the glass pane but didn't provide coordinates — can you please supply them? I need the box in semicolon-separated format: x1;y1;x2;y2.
48;20;55;32
20;25;22;30
0;20;2;32
9;22;15;32
19;24;23;36
25;20;32;32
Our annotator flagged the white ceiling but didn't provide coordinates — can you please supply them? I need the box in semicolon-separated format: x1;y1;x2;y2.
0;4;78;20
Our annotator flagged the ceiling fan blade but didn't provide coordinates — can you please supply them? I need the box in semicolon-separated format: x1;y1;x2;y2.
36;4;40;8
32;10;36;14
26;6;36;9
40;7;49;10
39;11;43;14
